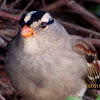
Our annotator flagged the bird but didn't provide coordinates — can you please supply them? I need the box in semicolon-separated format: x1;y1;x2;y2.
5;10;100;100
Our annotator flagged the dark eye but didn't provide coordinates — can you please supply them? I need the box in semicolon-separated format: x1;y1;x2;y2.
40;22;48;28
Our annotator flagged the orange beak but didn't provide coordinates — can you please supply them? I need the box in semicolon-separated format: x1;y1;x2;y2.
20;25;37;38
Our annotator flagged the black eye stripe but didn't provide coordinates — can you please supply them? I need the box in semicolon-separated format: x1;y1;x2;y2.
27;11;46;27
47;19;54;25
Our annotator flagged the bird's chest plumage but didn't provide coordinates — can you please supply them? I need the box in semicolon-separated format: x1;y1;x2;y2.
5;37;87;100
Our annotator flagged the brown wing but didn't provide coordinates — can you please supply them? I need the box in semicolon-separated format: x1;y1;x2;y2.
73;37;100;84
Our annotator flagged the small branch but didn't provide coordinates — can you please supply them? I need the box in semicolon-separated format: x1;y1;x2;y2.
57;19;100;38
0;81;15;93
0;30;17;37
86;38;100;46
0;0;2;3
0;37;7;48
0;8;22;15
0;24;18;30
19;0;35;16
0;11;21;22
8;0;22;9
1;0;7;8
0;30;17;42
41;0;71;11
0;94;6;100
0;35;12;42
0;29;17;47
62;0;100;32
42;0;46;7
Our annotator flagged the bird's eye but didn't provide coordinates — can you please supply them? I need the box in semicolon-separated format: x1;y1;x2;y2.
40;22;48;28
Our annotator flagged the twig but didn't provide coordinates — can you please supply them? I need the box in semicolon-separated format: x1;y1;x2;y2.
61;0;100;32
0;11;21;22
0;24;18;30
86;38;100;46
41;0;71;11
0;8;22;15
19;0;35;16
8;0;22;9
0;0;2;3
1;0;7;8
57;19;100;38
0;30;17;37
0;81;15;93
42;0;46;7
0;35;12;42
0;37;7;48
0;30;17;42
0;94;6;100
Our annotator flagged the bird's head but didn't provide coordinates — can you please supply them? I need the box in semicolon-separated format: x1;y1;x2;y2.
19;11;56;38
18;11;69;54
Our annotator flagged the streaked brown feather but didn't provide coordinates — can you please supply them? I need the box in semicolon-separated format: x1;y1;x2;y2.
74;39;100;84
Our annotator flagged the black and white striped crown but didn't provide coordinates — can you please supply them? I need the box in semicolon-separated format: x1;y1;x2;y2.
19;11;54;28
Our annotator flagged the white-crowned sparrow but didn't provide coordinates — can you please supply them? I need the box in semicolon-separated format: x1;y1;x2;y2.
5;11;100;100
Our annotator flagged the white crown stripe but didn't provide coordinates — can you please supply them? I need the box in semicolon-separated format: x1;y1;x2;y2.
24;11;53;25
24;11;37;23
